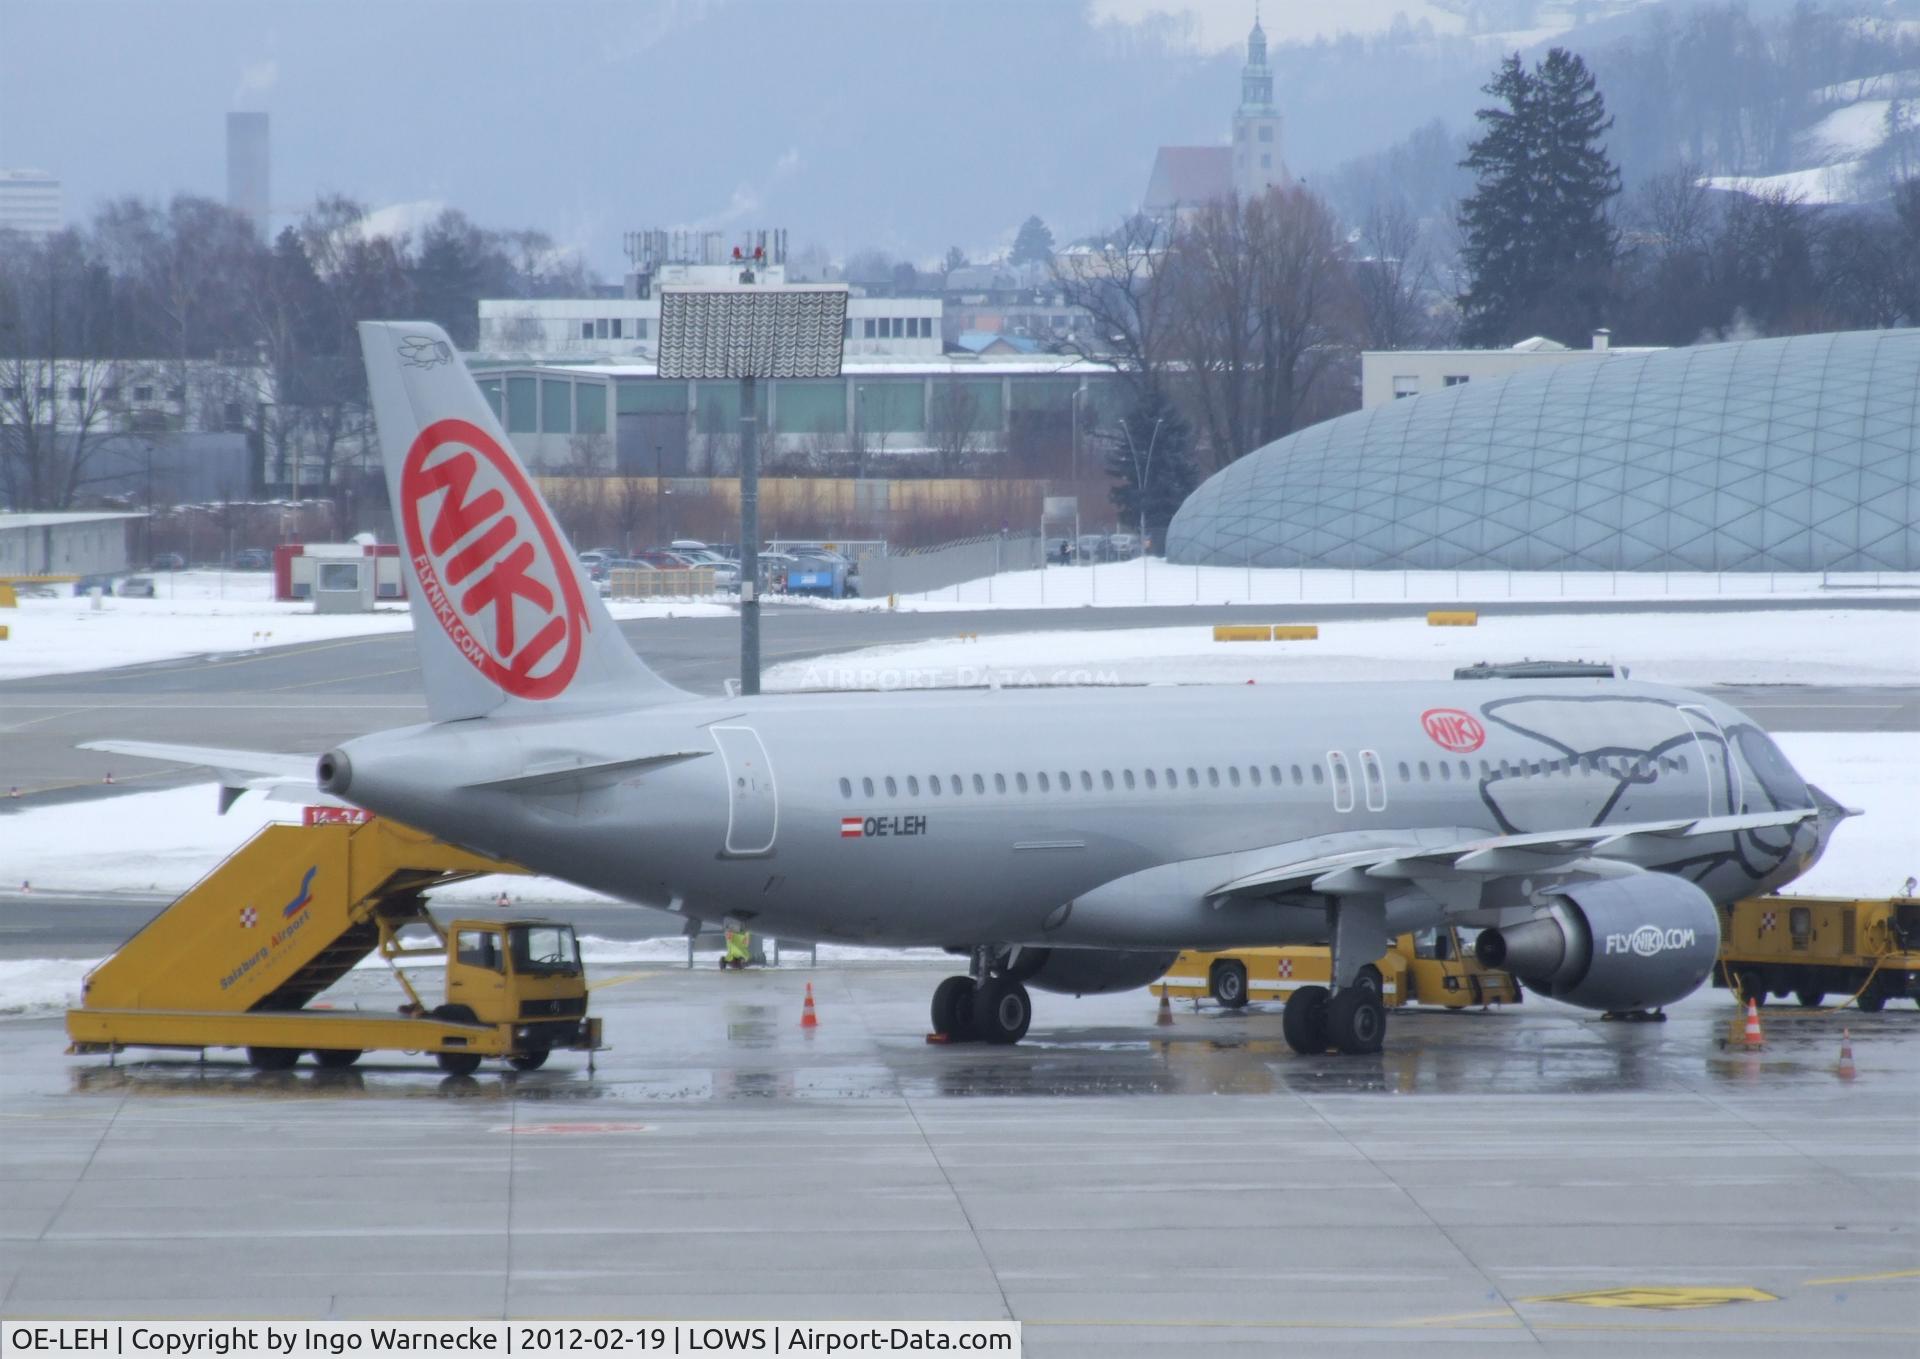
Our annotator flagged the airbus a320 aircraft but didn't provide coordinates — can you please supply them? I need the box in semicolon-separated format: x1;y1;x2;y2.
92;321;1857;1056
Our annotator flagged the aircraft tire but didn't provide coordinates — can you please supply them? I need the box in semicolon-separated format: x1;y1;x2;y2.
931;975;974;1039
1211;960;1250;1009
1326;988;1386;1055
1281;985;1330;1054
973;978;1032;1045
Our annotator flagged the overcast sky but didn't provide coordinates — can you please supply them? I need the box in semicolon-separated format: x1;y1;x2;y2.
1;1;1693;273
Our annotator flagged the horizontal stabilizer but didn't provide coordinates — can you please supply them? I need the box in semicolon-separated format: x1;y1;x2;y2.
79;740;323;814
463;750;708;794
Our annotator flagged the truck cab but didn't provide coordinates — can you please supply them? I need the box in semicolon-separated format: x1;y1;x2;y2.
445;919;590;1049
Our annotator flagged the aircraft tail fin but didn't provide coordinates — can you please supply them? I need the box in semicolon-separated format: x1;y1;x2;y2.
358;321;686;722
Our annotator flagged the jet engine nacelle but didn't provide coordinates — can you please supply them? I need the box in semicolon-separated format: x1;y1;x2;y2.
1474;874;1720;1011
1010;947;1180;997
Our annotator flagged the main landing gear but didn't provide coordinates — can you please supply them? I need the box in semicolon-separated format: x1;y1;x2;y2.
930;947;1032;1045
1281;896;1390;1055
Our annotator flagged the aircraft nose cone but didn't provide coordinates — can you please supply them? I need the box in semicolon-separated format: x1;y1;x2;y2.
317;748;353;796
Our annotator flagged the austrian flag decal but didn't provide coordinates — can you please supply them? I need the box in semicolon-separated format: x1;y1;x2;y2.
840;817;864;839
400;418;590;700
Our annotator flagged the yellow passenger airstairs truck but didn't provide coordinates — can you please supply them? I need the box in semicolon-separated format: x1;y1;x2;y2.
66;812;601;1075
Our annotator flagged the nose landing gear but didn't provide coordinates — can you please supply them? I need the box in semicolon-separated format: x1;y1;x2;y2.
930;947;1033;1044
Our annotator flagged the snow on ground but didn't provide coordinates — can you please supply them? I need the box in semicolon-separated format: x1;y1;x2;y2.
1702;162;1866;205
767;611;1920;691
817;560;1920;612
1801;99;1894;160
0;569;732;682
0;731;1907;1014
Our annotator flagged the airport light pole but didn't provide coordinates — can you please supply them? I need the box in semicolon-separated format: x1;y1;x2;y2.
1122;416;1163;586
657;280;847;696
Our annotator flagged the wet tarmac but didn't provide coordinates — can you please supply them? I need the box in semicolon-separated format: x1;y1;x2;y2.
3;963;1916;1354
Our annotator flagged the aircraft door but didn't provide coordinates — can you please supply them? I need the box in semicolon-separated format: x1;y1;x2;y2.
1678;705;1741;817
711;725;778;855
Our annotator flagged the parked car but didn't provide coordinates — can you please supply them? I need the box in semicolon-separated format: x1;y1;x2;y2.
72;573;118;596
1106;532;1140;559
118;575;157;598
150;552;186;571
1074;534;1110;563
229;548;271;570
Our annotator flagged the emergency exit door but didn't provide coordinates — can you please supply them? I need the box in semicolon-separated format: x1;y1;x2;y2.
711;725;777;855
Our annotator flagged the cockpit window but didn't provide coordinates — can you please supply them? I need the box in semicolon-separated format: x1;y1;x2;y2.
1735;727;1812;809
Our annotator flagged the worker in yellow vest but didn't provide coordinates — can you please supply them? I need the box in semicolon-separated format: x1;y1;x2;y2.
722;922;752;970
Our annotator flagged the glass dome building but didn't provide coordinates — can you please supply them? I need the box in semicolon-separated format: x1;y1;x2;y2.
1166;328;1919;571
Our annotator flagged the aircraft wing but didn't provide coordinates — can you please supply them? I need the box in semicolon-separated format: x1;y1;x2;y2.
1208;806;1823;902
79;740;321;811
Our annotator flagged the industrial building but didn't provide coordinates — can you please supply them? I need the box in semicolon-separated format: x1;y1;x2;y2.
1168;328;1920;572
1359;330;1661;408
0;511;143;577
0;168;61;236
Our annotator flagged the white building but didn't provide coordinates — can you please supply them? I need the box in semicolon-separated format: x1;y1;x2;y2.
0;511;143;576
1360;332;1664;408
0;170;62;237
479;279;942;362
469;356;1124;472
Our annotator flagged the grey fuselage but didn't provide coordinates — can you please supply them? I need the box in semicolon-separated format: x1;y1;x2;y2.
327;677;1828;951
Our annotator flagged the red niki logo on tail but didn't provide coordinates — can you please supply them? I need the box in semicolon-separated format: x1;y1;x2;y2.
400;418;589;699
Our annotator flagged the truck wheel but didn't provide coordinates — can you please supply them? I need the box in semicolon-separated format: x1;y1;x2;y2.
1211;960;1250;1009
246;1047;299;1071
431;1003;479;1025
508;1050;549;1071
436;1051;482;1076
312;1049;361;1069
1738;972;1768;1007
1856;992;1886;1013
1795;989;1825;1009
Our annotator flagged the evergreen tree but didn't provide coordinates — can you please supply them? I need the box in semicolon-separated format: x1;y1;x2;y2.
1104;387;1197;554
1458;48;1620;346
1010;214;1055;267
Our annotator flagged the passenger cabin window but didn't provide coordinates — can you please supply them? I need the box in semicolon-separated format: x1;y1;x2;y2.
907;776;920;796
1102;770;1115;790
456;930;502;971
1122;770;1135;790
838;778;851;799
951;776;963;795
1080;771;1093;791
1359;750;1386;811
1311;765;1324;785
1207;768;1220;788
993;774;1006;794
1037;773;1050;792
862;777;875;797
1144;769;1158;789
1228;767;1241;787
973;774;986;794
1016;773;1028;793
885;777;898;796
926;776;939;796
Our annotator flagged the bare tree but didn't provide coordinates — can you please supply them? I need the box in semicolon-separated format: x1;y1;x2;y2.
1051;213;1181;401
1352;200;1439;350
927;379;984;474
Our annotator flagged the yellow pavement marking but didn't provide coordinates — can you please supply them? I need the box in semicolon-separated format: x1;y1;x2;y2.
1523;1286;1777;1310
1804;1267;1920;1287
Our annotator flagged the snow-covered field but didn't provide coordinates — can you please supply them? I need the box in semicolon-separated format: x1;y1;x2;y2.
833;560;1920;612
768;611;1920;690
0;570;732;682
0;731;1910;1014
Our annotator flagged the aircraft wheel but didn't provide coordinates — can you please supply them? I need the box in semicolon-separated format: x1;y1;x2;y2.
1211;960;1250;1009
1326;988;1387;1055
1796;988;1825;1009
1856;991;1886;1013
1355;964;1383;999
246;1046;300;1071
973;978;1032;1045
1281;985;1330;1054
931;975;974;1040
312;1049;361;1069
436;1051;483;1076
508;1050;549;1071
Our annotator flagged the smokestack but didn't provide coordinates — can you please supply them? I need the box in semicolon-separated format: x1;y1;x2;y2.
226;112;269;239
1591;328;1611;352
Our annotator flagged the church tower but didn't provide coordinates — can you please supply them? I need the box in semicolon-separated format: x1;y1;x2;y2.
1231;10;1284;199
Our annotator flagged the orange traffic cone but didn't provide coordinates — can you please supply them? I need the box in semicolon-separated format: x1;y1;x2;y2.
800;983;818;1028
1837;1028;1856;1080
1741;997;1765;1049
1156;989;1174;1026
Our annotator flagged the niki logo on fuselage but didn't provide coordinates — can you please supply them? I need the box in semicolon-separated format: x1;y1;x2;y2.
401;419;590;700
